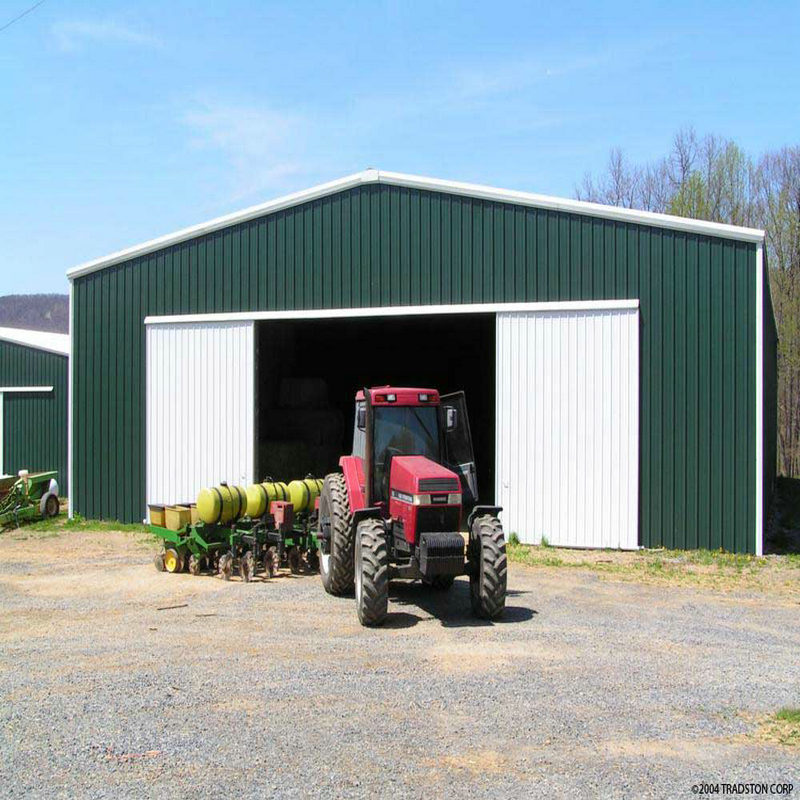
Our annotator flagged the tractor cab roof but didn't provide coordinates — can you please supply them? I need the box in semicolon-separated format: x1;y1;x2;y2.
356;387;440;406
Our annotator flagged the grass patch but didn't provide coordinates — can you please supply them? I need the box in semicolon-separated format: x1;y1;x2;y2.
5;512;150;539
506;541;798;595
776;708;800;724
756;709;800;748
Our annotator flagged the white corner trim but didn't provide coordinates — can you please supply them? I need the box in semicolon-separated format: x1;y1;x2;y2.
144;299;640;326
755;243;764;556
67;170;766;281
67;283;74;519
0;393;3;475
0;386;54;393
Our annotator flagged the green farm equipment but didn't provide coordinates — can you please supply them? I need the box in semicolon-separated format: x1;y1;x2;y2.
150;488;320;581
0;470;60;527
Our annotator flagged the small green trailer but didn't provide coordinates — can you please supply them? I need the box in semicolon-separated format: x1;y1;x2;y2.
0;471;60;527
151;500;318;581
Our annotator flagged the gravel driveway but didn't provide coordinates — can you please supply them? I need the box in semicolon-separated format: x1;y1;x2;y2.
1;531;798;799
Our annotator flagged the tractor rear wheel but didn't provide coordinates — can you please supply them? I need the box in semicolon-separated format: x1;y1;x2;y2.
468;514;507;620
318;473;354;596
355;518;389;626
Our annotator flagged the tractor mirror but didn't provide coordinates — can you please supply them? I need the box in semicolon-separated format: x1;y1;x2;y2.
445;407;458;431
357;407;366;430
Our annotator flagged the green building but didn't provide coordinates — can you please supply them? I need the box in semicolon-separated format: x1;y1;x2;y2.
0;327;69;494
67;170;777;553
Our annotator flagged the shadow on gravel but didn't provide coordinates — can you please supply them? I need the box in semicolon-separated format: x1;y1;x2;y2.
389;579;537;628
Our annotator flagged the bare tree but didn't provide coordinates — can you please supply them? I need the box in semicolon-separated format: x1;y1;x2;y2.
577;133;800;478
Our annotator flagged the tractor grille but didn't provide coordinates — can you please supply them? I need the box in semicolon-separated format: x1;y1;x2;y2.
419;478;460;492
416;506;460;535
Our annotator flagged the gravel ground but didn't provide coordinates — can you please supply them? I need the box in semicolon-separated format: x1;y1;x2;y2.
0;531;798;800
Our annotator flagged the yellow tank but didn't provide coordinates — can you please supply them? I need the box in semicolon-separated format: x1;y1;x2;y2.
245;481;289;518
196;484;247;525
287;478;324;513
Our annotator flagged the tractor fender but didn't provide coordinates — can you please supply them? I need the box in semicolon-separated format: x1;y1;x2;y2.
467;505;503;531
338;455;367;512
351;507;383;530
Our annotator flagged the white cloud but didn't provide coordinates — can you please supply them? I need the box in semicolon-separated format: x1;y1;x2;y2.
183;99;321;202
52;19;162;52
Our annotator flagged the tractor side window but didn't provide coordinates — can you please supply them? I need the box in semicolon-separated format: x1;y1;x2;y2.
372;406;440;502
352;401;366;458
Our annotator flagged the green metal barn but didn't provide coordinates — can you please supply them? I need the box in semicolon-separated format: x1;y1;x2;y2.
67;170;777;553
0;327;69;494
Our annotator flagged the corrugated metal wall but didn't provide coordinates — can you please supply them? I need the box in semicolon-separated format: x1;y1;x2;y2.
72;183;760;551
496;308;639;549
0;340;68;493
146;321;254;512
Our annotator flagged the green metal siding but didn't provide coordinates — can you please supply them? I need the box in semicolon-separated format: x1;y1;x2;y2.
73;184;760;551
0;341;68;494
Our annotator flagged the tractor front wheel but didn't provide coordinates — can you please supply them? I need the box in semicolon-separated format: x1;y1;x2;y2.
318;473;354;596
355;518;389;627
468;515;507;620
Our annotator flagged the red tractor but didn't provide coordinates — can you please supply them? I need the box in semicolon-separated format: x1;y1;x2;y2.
317;387;507;626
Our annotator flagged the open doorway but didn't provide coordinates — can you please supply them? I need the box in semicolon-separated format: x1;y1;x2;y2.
254;313;496;503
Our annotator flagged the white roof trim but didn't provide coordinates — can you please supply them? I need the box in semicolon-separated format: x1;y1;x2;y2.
144;299;640;326
68;169;765;281
0;327;69;357
0;386;54;393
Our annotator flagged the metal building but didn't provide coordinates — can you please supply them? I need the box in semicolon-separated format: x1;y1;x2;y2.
67;170;777;553
0;327;69;493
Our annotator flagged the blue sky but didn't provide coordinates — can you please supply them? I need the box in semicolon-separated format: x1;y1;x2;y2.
1;0;797;293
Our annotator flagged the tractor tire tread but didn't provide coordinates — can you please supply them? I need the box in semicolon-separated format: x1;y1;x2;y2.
321;472;354;596
356;518;389;626
469;514;507;620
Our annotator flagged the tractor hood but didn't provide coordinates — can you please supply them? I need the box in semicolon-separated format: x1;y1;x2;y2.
389;456;462;496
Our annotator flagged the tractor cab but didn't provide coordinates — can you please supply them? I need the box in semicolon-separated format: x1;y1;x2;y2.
317;385;507;627
351;387;478;511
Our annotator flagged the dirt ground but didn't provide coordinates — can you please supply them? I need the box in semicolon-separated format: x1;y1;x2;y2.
1;529;798;799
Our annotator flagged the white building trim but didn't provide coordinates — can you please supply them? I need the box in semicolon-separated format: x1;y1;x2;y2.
0;327;69;357
144;299;640;327
0;386;53;393
755;243;764;556
68;284;74;518
67;169;765;281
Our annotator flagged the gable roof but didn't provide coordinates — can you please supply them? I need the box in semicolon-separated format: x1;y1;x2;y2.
0;327;69;357
67;169;766;281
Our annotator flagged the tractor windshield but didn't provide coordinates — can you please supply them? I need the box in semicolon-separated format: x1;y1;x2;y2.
372;405;441;501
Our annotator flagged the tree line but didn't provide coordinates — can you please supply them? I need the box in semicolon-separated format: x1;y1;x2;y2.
575;129;800;478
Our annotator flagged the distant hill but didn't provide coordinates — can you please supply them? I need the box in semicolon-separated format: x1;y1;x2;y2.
0;294;69;333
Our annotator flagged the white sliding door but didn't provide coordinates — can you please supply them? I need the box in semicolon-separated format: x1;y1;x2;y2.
146;321;254;514
496;307;639;549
